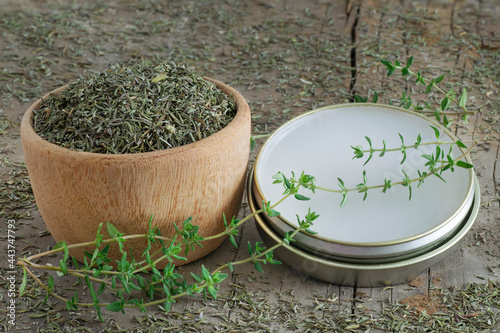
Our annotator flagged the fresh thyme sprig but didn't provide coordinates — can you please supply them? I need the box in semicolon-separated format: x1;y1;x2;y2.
17;187;317;320
380;56;473;127
275;133;476;206
351;125;476;166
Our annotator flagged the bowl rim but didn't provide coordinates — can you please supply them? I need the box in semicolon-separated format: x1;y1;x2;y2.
253;103;475;247
20;77;250;160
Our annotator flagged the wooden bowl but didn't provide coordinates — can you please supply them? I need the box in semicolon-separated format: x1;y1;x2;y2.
20;78;251;267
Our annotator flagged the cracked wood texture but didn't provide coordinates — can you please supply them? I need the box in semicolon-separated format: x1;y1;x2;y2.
0;0;498;331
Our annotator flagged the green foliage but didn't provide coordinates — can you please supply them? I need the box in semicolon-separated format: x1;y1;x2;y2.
337;177;348;207
19;266;27;297
262;200;281;217
174;217;205;256
380;57;471;128
223;213;240;249
356;170;369;201
349;129;475;202
354;91;378;103
189;265;228;301
250;136;256;152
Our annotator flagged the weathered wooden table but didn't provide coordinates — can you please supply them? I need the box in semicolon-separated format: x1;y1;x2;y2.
1;0;498;331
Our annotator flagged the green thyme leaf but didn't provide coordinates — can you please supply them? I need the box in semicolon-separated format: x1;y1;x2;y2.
456;161;474;169
294;193;310;201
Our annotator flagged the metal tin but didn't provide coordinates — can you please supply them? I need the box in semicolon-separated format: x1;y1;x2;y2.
253;104;475;260
249;171;481;287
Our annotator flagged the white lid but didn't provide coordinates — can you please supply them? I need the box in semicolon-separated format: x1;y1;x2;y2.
254;104;474;245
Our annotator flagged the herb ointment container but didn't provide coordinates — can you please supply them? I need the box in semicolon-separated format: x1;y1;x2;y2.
250;104;479;287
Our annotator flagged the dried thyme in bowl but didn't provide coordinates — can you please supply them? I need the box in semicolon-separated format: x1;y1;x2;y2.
33;62;237;154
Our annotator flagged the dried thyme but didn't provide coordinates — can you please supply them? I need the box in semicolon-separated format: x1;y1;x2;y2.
0;159;35;220
33;62;237;154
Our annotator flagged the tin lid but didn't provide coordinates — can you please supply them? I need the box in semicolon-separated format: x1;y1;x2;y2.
253;104;474;253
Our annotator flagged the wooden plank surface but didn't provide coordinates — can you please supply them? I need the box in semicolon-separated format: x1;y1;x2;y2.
0;0;498;331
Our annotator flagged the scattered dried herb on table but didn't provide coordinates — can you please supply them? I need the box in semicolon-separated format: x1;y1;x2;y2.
33;62;237;154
